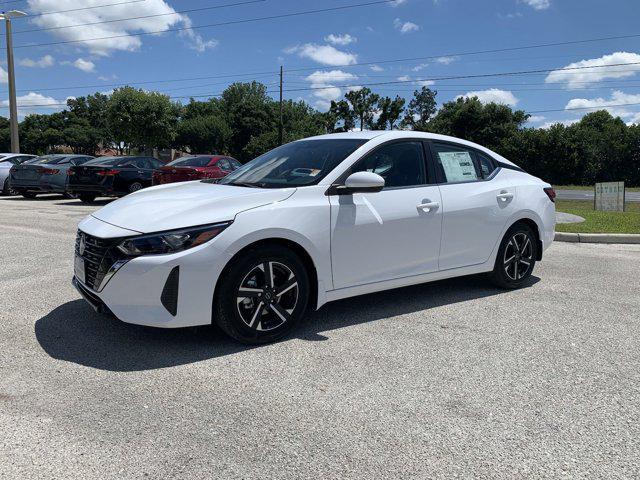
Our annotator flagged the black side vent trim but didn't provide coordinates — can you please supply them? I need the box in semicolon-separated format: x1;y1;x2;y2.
161;266;180;316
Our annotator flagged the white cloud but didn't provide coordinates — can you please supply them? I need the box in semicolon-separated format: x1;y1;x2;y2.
417;80;435;86
370;64;384;72
545;52;640;89
397;75;411;82
1;92;67;117
178;15;218;52
324;33;357;46
540;119;579;129
0;67;7;84
305;70;358;105
285;44;357;66
565;90;640;120
26;0;217;56
389;0;407;6
521;0;551;10
435;56;456;65
527;115;546;123
73;58;96;72
18;55;55;68
393;18;420;34
412;63;428;71
457;88;519;106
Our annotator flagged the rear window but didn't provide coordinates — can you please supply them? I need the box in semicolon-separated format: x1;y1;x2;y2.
85;156;141;167
31;155;67;164
167;156;212;167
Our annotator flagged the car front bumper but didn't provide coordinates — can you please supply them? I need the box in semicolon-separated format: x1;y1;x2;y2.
74;216;233;328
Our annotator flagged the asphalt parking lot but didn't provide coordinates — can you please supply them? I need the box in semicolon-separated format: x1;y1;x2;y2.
1;194;640;479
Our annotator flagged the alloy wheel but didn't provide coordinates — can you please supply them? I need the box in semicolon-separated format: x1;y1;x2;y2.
503;232;533;281
236;261;299;332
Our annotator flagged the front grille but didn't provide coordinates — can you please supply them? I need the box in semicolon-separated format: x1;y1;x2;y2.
75;231;127;290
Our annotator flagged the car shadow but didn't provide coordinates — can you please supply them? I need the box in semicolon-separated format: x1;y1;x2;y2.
35;274;539;372
54;198;113;206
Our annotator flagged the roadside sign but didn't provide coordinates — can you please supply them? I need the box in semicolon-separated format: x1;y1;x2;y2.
595;182;625;212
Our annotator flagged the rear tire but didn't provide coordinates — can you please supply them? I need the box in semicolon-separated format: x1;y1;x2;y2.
214;246;310;344
2;178;13;195
490;223;537;289
21;191;37;199
78;193;96;203
129;182;143;193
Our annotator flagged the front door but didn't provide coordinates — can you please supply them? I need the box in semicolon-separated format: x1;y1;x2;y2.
329;141;443;290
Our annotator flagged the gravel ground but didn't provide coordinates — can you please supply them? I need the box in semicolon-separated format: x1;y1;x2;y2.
1;194;640;479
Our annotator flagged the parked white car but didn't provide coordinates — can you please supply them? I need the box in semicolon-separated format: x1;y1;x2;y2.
73;131;556;343
0;153;38;195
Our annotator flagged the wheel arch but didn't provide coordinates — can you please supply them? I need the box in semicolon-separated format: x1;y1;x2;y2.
504;216;544;261
212;237;321;319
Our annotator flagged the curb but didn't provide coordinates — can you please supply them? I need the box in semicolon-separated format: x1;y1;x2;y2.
555;232;640;244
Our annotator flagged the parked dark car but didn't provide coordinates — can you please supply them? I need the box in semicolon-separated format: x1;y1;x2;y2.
9;154;94;198
151;155;242;186
67;156;163;203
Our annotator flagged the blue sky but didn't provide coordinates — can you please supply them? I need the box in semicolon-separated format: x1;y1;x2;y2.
2;0;640;127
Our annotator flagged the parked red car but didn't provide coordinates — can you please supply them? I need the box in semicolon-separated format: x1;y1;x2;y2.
152;155;242;186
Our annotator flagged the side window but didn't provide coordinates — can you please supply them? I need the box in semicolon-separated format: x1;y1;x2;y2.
229;159;242;169
136;158;151;169
218;159;231;171
475;153;497;179
350;141;426;188
432;143;481;183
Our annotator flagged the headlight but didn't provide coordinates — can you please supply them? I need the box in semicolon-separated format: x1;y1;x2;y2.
117;222;231;256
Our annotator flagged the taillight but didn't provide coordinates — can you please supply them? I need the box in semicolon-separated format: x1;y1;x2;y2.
543;187;556;203
97;169;120;176
40;168;59;175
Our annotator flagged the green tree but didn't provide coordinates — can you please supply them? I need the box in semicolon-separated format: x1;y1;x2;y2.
401;86;438;130
175;115;231;154
67;92;112;151
428;97;529;151
375;95;406;130
345;87;379;131
220;82;274;160
107;86;179;154
328;99;355;132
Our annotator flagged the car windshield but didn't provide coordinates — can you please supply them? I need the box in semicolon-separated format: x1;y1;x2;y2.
216;139;367;188
167;156;212;167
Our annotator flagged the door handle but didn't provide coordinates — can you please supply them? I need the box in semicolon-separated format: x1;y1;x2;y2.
497;191;514;201
417;201;439;212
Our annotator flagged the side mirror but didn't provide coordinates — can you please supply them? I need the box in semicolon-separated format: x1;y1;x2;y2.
329;171;385;195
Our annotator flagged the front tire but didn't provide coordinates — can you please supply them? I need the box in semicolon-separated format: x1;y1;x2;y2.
490;224;537;289
214;246;310;344
21;191;37;199
2;178;15;195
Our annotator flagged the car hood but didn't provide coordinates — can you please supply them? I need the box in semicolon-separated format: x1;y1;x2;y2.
91;181;296;233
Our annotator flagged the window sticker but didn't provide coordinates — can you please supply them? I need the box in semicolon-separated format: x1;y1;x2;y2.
438;151;477;182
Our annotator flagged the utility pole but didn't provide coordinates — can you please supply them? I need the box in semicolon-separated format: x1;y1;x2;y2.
278;65;283;145
1;10;26;153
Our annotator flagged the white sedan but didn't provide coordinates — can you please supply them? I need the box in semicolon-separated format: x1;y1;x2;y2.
73;131;556;344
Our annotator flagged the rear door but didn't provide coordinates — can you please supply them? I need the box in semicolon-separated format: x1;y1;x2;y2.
428;141;517;270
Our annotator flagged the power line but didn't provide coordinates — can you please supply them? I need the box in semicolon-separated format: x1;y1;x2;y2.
278;62;640;94
10;0;396;50
10;0;266;35
283;34;640;73
530;102;640;114
6;61;640;105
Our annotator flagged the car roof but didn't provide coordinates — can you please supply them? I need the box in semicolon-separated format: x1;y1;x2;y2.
0;153;36;157
304;130;518;167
